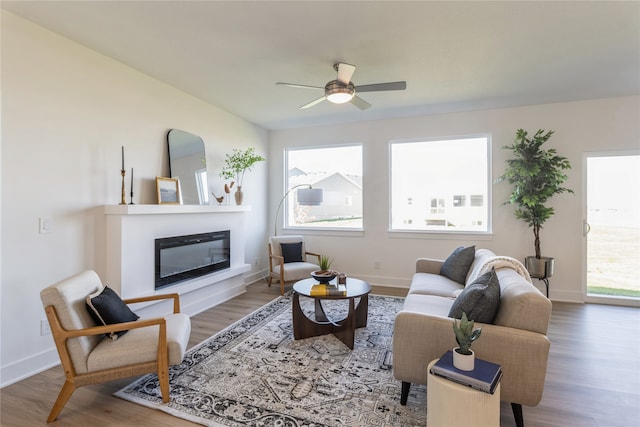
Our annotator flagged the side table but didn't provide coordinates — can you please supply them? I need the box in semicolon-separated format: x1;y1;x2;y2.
426;359;500;427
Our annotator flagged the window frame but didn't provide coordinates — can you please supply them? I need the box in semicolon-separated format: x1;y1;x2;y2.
388;134;492;235
283;143;364;234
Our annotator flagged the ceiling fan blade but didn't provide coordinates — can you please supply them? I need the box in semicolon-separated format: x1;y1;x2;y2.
336;63;356;85
300;96;326;109
276;82;324;90
355;81;407;93
350;95;371;110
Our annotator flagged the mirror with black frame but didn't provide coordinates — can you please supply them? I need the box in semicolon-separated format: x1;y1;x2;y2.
167;129;209;205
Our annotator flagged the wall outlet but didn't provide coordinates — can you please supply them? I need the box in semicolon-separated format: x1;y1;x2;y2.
254;258;259;268
374;261;381;270
40;319;51;336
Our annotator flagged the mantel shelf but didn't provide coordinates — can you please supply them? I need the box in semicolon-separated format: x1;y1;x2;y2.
104;204;251;215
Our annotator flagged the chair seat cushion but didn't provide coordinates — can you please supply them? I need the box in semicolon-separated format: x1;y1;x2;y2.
273;262;319;282
87;312;190;372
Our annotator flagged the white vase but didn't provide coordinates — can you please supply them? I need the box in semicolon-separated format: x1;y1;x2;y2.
453;348;475;371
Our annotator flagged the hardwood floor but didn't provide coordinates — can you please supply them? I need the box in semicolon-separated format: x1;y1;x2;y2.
1;281;638;426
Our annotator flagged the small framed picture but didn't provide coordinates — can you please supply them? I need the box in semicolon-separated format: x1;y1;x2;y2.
156;177;181;204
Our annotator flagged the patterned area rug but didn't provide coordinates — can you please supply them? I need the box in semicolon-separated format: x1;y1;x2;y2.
115;293;426;426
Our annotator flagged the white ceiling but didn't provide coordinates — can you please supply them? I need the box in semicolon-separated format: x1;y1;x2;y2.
3;1;639;130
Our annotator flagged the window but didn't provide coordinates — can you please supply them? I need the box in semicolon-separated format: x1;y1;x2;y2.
284;145;363;230
390;136;490;232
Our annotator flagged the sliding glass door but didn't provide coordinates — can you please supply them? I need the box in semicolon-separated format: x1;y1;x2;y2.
584;152;640;306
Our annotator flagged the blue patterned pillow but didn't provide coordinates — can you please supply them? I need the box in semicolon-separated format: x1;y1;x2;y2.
448;267;501;324
440;246;476;285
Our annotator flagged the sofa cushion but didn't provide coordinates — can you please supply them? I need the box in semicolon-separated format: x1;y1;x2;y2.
409;273;463;297
465;248;497;285
86;286;139;340
440;246;476;285
280;242;304;263
402;294;455;318
448;267;501;323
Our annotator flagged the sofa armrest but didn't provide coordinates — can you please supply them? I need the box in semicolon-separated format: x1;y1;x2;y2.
393;311;550;406
416;258;443;274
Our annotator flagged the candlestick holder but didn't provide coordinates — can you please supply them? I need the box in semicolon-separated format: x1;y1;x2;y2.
120;169;126;205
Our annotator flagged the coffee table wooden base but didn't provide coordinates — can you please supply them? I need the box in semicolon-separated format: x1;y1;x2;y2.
292;292;369;349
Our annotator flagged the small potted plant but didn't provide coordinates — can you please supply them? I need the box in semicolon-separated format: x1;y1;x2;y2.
312;255;336;284
219;147;265;205
452;312;482;371
496;129;573;279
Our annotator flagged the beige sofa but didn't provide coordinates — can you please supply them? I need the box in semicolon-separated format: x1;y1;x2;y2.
393;248;552;427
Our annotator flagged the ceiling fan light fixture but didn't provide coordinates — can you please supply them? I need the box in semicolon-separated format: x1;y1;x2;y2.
325;81;355;104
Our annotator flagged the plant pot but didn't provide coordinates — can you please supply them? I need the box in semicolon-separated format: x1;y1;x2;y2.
234;186;243;205
525;256;554;279
453;348;475;371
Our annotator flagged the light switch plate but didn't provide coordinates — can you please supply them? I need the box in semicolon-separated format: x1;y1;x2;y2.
39;217;53;234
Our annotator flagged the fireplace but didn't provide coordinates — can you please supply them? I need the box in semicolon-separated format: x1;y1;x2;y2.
155;230;230;289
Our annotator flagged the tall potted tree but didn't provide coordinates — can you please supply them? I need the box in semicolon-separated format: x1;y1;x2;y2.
496;129;573;279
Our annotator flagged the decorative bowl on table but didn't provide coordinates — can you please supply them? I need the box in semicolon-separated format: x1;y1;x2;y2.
311;270;337;284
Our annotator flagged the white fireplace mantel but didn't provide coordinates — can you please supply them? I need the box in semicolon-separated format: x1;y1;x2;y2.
104;204;251;316
104;204;251;215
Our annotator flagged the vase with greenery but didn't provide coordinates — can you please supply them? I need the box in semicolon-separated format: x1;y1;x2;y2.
495;129;573;278
452;312;482;371
219;147;265;205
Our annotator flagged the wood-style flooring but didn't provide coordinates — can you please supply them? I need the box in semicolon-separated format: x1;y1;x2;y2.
1;281;638;426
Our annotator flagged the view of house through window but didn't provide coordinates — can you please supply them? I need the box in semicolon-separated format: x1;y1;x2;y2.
285;145;363;230
390;136;490;232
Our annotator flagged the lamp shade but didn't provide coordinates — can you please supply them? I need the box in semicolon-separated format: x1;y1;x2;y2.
297;188;323;206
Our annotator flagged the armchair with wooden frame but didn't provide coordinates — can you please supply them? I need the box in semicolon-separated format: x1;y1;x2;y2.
40;270;191;422
268;235;321;295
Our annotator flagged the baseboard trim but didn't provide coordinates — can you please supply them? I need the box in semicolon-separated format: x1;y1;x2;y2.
1;348;60;388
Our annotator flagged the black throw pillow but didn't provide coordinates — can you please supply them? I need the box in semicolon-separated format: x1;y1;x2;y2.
86;286;139;340
448;267;501;324
280;242;304;263
440;245;476;285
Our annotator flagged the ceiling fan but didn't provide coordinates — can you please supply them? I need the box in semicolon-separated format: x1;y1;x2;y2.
276;63;406;110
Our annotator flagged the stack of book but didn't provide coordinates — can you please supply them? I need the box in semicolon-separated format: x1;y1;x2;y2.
310;284;347;296
429;350;502;394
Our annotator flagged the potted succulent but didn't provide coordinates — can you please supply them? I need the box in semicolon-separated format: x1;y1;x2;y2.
311;255;336;284
496;129;573;279
452;312;482;371
219;147;265;205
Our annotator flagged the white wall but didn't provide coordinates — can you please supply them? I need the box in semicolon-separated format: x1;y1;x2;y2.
269;96;640;302
0;12;268;386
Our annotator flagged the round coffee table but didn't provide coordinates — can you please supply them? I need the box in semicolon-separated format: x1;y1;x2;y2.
292;277;372;349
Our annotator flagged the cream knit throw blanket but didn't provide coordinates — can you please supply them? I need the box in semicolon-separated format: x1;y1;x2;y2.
478;256;533;284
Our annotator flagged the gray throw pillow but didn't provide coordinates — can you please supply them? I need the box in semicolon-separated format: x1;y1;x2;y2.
280;242;304;263
448;267;501;324
440;245;476;285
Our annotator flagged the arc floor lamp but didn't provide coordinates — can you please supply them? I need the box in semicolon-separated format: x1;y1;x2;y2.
274;184;323;236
